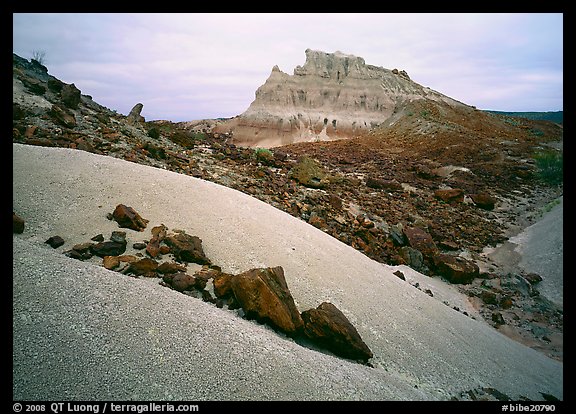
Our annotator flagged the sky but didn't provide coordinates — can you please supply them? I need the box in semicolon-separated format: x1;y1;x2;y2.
12;13;563;122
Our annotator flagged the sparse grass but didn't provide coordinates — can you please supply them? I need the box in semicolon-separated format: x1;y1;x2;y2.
533;149;563;185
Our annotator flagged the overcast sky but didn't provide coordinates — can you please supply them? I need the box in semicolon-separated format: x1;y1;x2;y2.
13;13;563;122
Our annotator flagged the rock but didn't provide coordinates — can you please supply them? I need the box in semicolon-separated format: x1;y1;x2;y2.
393;270;406;281
133;242;147;250
290;156;329;189
112;204;149;231
164;232;211;265
61;83;81;109
110;231;127;244
126;257;158;277
13;212;25;234
524;273;543;285
366;177;402;192
91;234;105;242
90;241;126;257
400;246;426;273
49;104;76;128
433;254;479;284
45;236;65;248
403;226;438;258
301;301;373;363
434;188;464;203
480;289;499;305
213;272;234;298
469;192;497;210
164;272;196;292
157;261;187;274
126;103;145;125
102;255;120;270
146;224;167;257
230;266;304;335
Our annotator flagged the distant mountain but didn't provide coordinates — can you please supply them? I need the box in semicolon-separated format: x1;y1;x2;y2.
484;110;563;125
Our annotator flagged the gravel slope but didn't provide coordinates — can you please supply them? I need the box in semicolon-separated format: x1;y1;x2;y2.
12;143;563;400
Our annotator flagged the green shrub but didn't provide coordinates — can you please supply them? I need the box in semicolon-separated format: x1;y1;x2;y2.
533;149;563;185
254;147;274;165
147;127;160;139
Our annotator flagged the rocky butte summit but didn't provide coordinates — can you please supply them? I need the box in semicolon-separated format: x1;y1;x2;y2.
214;49;469;148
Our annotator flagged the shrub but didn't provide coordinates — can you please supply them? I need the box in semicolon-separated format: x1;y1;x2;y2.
254;147;274;165
147;127;160;139
533;149;563;185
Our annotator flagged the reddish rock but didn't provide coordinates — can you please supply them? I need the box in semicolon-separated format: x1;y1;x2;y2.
301;302;373;363
112;204;149;232
103;255;120;270
13;212;25;234
433;254;479;284
45;235;65;248
164;272;196;292
470;192;497;210
366;177;403;192
90;241;126;257
164;232;211;265
403;226;439;258
213;272;234;298
126;257;159;277
434;188;464;203
157;261;186;274
230;266;304;335
146;224;167;257
49;104;76;128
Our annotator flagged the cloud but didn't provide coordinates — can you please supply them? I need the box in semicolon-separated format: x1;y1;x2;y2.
13;13;563;120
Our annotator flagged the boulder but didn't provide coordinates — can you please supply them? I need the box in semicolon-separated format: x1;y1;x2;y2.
290;156;329;189
164;232;211;265
61;83;81;109
163;272;197;292
433;254;479;284
434;188;464;204
301;302;373;363
403;226;439;259
126;258;159;277
470;192;497;210
126;103;145;125
112;204;149;231
366;177;403;192
230;266;304;335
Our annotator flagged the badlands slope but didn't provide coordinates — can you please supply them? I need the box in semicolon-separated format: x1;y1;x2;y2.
12;143;562;401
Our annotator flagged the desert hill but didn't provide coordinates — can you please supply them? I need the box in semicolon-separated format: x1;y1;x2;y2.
213;49;470;147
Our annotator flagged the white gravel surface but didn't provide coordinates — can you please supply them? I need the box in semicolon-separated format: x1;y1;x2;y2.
12;143;563;401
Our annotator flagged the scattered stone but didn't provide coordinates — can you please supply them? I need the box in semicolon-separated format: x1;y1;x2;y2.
110;231;127;244
434;188;464;204
393;270;406;281
231;266;304;335
13;212;25;234
301;301;373;363
366;177;402;192
112;204;149;231
403;226;439;259
91;234;105;242
133;242;147;250
469;192;497;210
90;241;126;257
126;257;159;277
157;261;186;274
146;224;167;257
433;254;479;284
213;272;234;298
164;272;196;292
524;273;543;285
45;235;65;248
61;83;81;109
103;255;120;270
164;232;211;265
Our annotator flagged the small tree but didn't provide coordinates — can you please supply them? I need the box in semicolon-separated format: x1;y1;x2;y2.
31;50;46;65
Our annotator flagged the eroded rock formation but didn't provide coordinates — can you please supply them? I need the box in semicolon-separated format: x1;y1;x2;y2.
214;49;467;147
